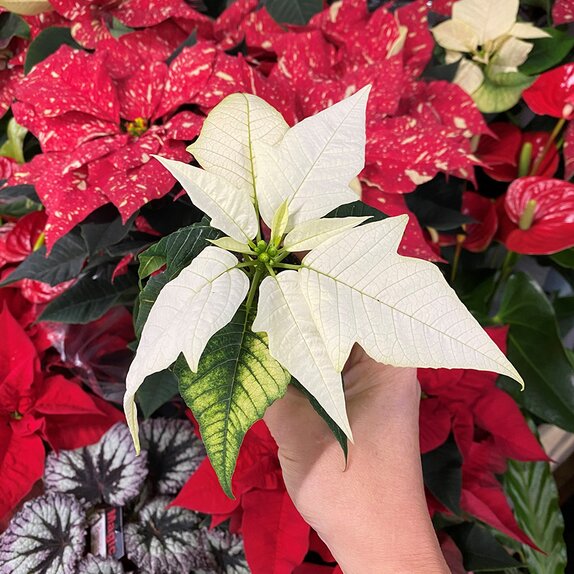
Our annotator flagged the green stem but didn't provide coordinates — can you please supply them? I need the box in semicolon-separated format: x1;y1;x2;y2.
488;250;519;308
273;251;291;264
245;264;265;313
274;263;301;270
529;117;566;176
450;234;465;284
235;260;257;269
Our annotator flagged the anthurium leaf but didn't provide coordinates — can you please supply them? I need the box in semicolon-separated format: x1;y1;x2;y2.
0;231;87;286
199;529;249;574
554;296;574;339
44;423;148;508
496;273;574;432
126;247;249;453
138;220;222;280
299;216;522;379
445;522;523;571
283;216;370;253
153;156;258;243
519;28;574;76
24;27;81;74
0;493;86;574
187;93;288;201
39;269;137;324
550;248;574;269
77;555;125;574
263;0;322;25
325;200;387;221
253;271;353;439
254;86;370;230
504;458;567;574
473;69;534;113
421;435;462;515
136;369;180;418
125;497;212;574
290;377;348;461
174;304;290;497
140;418;205;495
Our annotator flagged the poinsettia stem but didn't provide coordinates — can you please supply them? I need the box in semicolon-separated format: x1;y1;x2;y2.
245;265;265;312
450;234;466;284
529;117;566;176
488;250;520;308
274;263;301;270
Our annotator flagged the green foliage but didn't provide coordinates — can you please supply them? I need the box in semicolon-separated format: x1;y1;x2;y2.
325;200;387;221
496;273;574;432
504;457;567;574
137;370;180;418
0;232;87;287
520;28;574;76
263;0;322;25
473;70;534;113
39;269;138;324
24;27;81;74
175;305;290;496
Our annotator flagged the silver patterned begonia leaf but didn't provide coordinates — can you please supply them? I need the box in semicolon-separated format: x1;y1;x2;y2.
197;529;250;574
43;423;148;508
140;418;205;495
124;497;212;574
77;554;125;574
0;493;85;574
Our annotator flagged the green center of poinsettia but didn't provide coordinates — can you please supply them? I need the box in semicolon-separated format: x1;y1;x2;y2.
10;411;23;420
124;117;149;137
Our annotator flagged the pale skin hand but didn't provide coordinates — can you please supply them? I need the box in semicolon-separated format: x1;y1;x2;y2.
264;345;451;574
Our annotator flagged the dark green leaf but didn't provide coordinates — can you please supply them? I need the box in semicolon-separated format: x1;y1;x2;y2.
80;212;135;256
263;0;322;25
166;30;197;65
290;378;348;461
134;273;169;338
422;435;462;515
496;273;574;432
554;296;574;339
504;457;567;574
550;248;574;269
520;28;574;76
454;271;497;322
0;196;41;217
174;305;290;497
137;370;180;418
0;232;87;287
138;221;222;280
445;522;523;571
24;27;81;74
0;12;29;45
325;200;388;221
39;270;138;324
0;183;39;202
422;61;461;82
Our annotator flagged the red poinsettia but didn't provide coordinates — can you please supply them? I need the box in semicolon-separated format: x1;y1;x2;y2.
476;123;559;180
11;44;214;248
173;420;312;574
439;192;498;253
0;306;123;523
553;0;574;24
497;176;574;255
419;327;548;547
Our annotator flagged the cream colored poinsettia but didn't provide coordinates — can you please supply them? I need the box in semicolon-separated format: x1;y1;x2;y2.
432;0;548;110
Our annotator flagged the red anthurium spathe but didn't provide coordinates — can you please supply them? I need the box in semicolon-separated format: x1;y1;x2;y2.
522;64;574;120
497;176;574;255
477;123;559;181
0;306;123;522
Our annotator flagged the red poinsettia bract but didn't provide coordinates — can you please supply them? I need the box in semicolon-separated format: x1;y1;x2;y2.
497;176;574;255
0;306;123;523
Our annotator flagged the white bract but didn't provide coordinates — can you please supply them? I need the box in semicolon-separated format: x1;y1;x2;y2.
432;0;548;95
124;87;523;453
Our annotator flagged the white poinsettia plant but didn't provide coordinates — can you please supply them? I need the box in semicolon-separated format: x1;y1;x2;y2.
124;85;523;496
432;0;548;112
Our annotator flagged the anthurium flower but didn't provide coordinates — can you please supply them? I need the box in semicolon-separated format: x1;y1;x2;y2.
432;0;548;111
125;86;523;494
497;176;574;255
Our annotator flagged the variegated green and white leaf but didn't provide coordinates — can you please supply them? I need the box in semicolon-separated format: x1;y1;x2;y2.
44;423;148;508
174;305;290;496
299;216;523;385
254;86;370;230
188;93;288;201
252;271;352;439
453;0;518;45
125;247;249;452
153;156;257;243
283;216;370;253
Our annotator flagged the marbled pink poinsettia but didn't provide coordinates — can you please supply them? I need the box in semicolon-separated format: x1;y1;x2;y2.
11;44;217;249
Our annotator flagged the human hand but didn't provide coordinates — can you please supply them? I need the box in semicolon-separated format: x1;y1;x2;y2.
264;345;450;573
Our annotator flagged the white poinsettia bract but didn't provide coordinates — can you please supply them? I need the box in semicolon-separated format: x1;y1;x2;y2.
124;86;523;468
